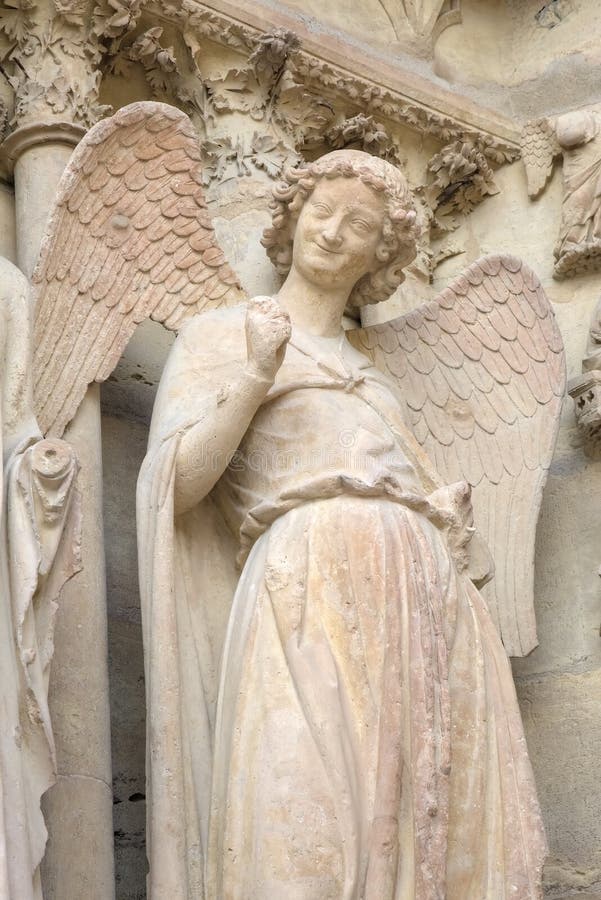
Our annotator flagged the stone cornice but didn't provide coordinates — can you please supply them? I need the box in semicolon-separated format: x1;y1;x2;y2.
148;0;520;159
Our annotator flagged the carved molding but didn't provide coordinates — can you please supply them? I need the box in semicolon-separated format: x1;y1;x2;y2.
145;0;520;161
431;0;462;42
0;0;520;172
425;139;500;230
379;0;462;42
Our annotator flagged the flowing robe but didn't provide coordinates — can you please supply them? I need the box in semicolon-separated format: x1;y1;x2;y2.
0;261;79;899
555;114;601;273
138;305;547;900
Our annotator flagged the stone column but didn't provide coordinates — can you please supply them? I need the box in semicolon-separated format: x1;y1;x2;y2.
1;123;116;900
2;122;84;277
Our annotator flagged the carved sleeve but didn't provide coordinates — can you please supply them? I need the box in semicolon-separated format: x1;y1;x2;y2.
148;310;274;517
173;365;273;516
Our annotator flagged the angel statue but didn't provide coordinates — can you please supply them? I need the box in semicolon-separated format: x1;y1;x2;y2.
27;102;564;899
0;259;79;899
522;107;601;277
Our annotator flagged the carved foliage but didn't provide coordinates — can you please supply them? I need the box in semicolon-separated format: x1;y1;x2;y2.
0;0;111;128
426;139;499;229
0;0;519;177
198;28;328;182
148;0;252;53
138;0;518;164
96;21;319;183
324;114;401;164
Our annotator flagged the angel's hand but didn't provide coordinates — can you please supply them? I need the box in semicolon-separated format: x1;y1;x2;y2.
245;296;291;382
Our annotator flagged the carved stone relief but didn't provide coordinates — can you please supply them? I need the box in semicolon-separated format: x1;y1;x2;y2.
522;105;601;279
568;293;601;455
379;0;462;44
0;0;108;129
107;0;520;159
0;0;520;168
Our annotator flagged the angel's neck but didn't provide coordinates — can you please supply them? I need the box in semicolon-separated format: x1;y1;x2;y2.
276;268;347;338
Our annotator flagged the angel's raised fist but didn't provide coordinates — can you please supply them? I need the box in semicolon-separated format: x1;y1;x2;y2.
245;296;291;381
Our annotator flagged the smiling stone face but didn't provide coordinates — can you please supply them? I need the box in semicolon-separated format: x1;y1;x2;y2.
291;176;385;291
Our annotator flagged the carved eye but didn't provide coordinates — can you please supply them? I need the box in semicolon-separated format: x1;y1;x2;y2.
311;202;331;216
351;219;370;232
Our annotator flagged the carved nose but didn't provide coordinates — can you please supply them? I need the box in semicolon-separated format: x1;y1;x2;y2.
321;227;342;248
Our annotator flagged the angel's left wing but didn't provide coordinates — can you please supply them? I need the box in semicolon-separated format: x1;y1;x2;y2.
350;255;566;657
32;101;245;438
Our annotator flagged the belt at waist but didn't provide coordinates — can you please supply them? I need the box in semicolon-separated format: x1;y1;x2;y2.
236;473;479;572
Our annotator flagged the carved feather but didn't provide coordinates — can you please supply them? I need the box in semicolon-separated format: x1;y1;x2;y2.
33;101;245;438
520;118;560;199
351;255;566;657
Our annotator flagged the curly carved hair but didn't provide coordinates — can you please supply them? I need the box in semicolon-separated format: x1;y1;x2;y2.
261;149;420;307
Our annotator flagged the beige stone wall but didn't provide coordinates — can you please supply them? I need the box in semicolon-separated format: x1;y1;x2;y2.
436;0;601;115
272;0;403;51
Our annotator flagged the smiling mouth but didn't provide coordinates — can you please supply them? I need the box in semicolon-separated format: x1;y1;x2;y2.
312;241;342;255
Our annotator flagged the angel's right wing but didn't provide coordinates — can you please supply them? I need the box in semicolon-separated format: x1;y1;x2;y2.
33;101;245;438
520;117;560;199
